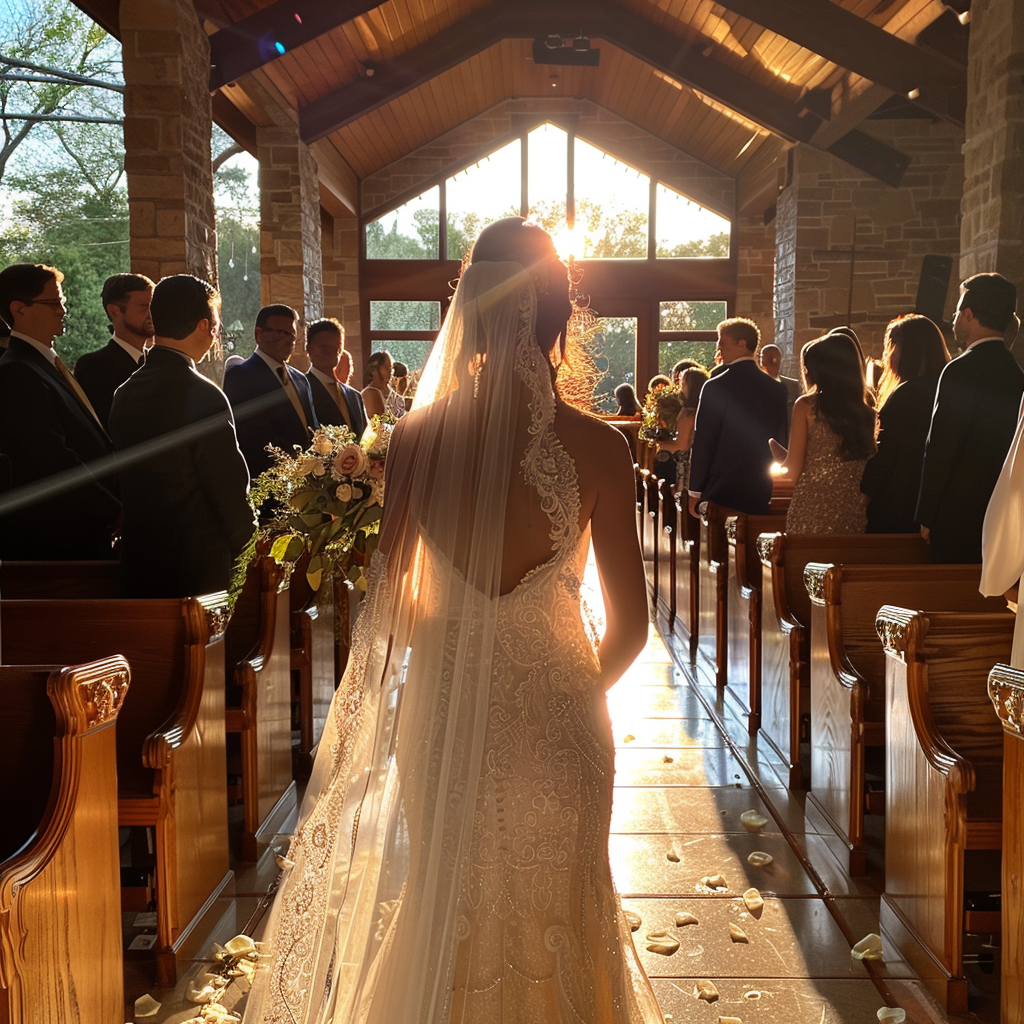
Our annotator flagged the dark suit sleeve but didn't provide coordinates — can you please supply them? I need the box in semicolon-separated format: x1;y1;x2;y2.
296;374;319;432
687;380;725;496
191;388;256;555
915;363;973;528
773;381;789;448
0;363;120;523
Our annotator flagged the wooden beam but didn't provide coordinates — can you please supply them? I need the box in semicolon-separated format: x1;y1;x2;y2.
708;0;966;124
208;0;385;91
300;0;818;145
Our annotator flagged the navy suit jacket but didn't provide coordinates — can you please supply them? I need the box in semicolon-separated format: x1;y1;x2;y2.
109;347;255;598
74;337;140;428
688;358;789;515
0;337;120;559
306;372;368;439
223;352;318;478
916;339;1024;563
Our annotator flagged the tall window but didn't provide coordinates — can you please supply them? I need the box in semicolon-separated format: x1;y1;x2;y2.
365;186;439;259
658;300;727;372
368;300;441;377
446;140;522;262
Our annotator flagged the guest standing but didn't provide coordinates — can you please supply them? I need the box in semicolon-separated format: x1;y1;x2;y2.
759;342;801;420
776;333;876;535
0;263;120;559
109;275;255;598
688;318;788;516
305;317;368;439
614;381;641;418
917;273;1024;563
74;273;154;428
860;314;949;533
223;304;318;479
361;350;393;419
652;366;707;489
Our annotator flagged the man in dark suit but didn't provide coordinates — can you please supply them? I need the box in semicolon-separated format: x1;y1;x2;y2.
74;273;154;427
304;317;367;439
759;343;802;423
108;274;255;598
917;273;1024;563
0;262;120;559
223;303;318;479
688;317;788;517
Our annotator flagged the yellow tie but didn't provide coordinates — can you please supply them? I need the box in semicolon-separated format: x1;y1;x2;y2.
54;356;103;428
331;380;353;428
277;365;311;436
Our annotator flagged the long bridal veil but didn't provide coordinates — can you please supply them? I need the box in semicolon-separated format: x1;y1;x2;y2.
243;259;582;1023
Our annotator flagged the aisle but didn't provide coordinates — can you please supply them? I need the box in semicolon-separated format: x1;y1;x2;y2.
606;621;964;1023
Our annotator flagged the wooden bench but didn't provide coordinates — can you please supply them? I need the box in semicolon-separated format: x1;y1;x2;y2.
226;556;296;862
875;609;1013;1014
0;559;120;597
0;590;231;987
0;656;129;1024
671;486;700;659
988;662;1024;1024
695;501;732;688
725;511;787;731
757;533;929;789
290;556;337;779
805;563;1004;876
654;478;676;627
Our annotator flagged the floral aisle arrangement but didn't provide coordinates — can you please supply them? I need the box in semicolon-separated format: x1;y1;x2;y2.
230;421;391;605
639;381;686;445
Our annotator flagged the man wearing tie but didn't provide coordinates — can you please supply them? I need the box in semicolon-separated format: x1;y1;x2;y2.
223;304;319;479
305;317;367;440
0;262;120;559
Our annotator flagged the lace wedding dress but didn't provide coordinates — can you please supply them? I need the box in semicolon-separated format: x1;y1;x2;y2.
243;259;662;1024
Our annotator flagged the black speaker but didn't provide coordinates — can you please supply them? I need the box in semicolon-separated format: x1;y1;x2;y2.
914;254;954;325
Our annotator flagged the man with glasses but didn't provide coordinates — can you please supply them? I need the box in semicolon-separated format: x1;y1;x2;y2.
224;303;319;479
0;262;120;559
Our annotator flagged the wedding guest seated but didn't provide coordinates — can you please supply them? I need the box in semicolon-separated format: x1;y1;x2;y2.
361;349;394;420
74;273;154;428
861;315;949;533
771;333;876;534
653;366;708;488
304;317;367;439
0;262;120;560
223;304;318;479
108;274;255;598
614;382;641;418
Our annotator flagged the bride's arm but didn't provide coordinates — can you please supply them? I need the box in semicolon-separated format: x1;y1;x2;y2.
591;431;649;691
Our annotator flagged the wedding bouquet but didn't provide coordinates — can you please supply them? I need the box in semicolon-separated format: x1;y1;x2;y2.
639;381;685;444
230;421;391;605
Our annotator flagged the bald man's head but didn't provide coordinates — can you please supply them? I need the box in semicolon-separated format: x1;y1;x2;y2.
759;343;782;378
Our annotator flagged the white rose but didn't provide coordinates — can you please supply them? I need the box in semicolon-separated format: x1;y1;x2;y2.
312;432;333;455
335;483;353;502
311;460;327;477
333;443;369;478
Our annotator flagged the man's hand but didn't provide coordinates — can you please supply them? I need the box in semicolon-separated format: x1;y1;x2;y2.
920;525;930;541
688;494;701;518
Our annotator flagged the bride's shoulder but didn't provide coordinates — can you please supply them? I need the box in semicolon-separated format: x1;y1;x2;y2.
554;403;633;469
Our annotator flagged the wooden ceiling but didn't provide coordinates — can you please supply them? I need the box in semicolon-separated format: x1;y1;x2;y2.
77;0;970;215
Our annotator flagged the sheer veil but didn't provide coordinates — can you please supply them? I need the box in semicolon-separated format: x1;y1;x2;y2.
243;259;567;1024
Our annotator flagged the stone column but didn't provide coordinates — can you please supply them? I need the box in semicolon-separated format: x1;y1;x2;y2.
959;0;1024;354
735;213;777;352
120;0;217;282
321;213;363;382
257;125;323;371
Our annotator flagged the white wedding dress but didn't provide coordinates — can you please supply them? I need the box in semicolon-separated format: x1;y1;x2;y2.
243;261;661;1024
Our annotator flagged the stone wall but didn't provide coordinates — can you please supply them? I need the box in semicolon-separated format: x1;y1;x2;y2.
735;212;777;350
121;0;217;281
774;119;965;362
361;97;735;220
322;214;362;379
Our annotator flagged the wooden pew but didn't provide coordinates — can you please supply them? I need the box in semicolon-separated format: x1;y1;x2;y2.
725;511;787;731
0;591;231;987
695;501;731;688
0;656;129;1024
989;662;1024;1024
290;556;337;779
757;533;929;789
805;564;1005;876
671;487;700;660
654;478;676;627
875;609;1013;1014
0;559;119;597
226;556;296;862
637;468;656;567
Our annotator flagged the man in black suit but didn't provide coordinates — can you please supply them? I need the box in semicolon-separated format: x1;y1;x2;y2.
304;317;367;439
108;275;255;598
223;303;318;479
74;273;154;428
0;262;120;559
688;317;788;517
759;343;802;423
917;273;1024;563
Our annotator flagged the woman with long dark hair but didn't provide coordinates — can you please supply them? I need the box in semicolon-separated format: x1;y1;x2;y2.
861;314;950;532
773;332;876;533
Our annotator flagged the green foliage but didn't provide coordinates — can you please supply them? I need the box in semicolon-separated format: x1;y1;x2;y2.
217;212;261;358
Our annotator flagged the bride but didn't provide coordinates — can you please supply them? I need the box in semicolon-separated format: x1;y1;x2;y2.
243;218;662;1023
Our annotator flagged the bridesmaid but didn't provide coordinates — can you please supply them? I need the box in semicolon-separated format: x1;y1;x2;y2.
861;314;950;533
771;333;876;534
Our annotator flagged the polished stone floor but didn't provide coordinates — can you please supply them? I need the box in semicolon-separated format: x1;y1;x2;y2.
125;614;995;1023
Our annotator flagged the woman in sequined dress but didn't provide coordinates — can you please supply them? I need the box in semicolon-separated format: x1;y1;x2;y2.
771;332;876;534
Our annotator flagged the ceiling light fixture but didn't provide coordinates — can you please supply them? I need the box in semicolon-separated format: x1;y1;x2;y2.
544;34;563;50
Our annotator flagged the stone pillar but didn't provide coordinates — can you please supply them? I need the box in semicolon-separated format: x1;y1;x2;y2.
258;125;323;371
321;213;363;382
959;0;1024;352
735;213;777;353
121;0;217;282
